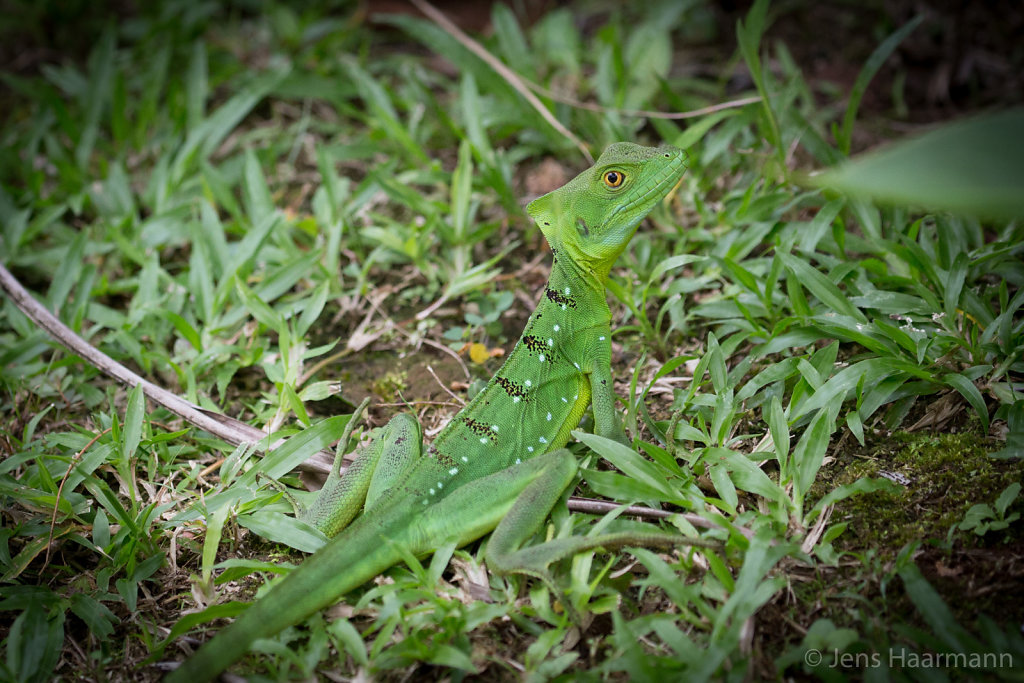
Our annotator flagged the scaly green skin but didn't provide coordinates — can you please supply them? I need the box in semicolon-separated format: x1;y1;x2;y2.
167;143;688;681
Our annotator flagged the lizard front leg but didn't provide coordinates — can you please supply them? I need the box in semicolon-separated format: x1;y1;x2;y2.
587;325;630;446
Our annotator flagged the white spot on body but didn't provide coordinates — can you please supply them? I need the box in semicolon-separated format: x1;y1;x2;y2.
561;304;567;310
546;412;552;421
479;437;488;444
554;325;560;332
461;456;469;463
429;488;435;495
449;468;458;475
573;362;580;370
539;436;548;444
437;482;443;489
547;338;553;346
513;396;521;403
491;425;499;432
525;380;532;387
539;354;545;362
515;458;521;464
564;287;571;295
527;446;534;452
561;397;568;403
599;336;605;341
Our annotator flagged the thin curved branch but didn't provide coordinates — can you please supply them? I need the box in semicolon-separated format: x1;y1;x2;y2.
0;263;334;476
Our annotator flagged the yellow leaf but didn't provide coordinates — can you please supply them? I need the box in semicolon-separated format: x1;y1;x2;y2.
469;343;490;364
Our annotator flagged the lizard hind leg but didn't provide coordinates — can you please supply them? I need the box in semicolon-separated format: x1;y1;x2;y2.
301;412;422;537
364;412;422;509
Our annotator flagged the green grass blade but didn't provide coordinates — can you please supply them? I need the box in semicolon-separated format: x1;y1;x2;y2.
780;253;866;322
836;15;923;155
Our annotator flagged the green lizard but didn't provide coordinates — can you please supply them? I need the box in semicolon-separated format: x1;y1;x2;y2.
167;142;691;681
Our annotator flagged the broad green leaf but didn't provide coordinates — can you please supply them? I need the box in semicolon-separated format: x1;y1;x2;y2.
673;111;737;151
185;39;208;129
329;618;370;666
238;416;350;485
161;310;201;350
282;384;311;427
707;447;781;502
995;482;1021;517
780;253;865;322
943;252;968;320
708;463;737;511
575;432;676;499
201;504;230;586
297;280;330;338
243;149;275;226
945;372;990;431
808;477;900;521
792;410;832;502
6;602;64;683
225;212;282;282
163;602;252;646
75;29;115;171
735;0;781;159
121;384;145;465
811;109;1024;220
235;279;286;337
898;563;978;652
171;67;289;183
581;469;672;508
237;511;326;553
738;357;800;402
766;396;789;464
213;558;294;585
647;254;704;286
69;593;116;640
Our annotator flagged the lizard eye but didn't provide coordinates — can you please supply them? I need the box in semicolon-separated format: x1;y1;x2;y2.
603;170;625;188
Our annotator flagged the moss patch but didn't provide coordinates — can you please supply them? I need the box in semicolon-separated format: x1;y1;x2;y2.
823;430;1023;555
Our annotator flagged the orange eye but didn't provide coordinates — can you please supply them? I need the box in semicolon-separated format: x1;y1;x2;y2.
603;170;625;188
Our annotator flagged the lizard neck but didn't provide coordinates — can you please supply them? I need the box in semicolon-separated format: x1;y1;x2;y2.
547;245;610;309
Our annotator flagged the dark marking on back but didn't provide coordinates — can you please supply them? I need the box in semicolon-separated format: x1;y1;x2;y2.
461;417;492;437
545;287;576;308
434;448;456;469
495;375;529;401
522;335;547;353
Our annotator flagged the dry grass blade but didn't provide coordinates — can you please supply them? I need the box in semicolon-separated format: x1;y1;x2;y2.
528;84;762;120
408;0;593;163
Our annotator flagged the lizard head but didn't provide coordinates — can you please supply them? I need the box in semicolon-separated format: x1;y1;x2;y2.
527;143;686;279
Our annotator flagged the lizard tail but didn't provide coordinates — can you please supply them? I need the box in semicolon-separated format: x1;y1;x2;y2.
166;510;406;682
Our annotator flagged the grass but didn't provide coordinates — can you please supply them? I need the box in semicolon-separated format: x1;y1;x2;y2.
1;1;1022;680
